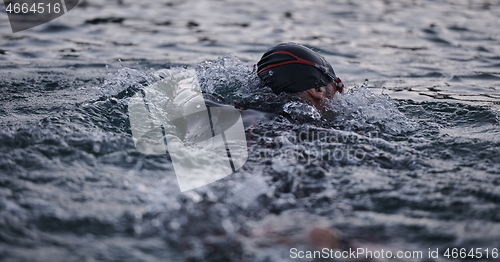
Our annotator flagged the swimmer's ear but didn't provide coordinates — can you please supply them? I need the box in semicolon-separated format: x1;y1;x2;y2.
305;87;326;100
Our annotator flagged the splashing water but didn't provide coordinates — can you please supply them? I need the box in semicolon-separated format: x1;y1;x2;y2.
326;79;420;135
196;54;267;104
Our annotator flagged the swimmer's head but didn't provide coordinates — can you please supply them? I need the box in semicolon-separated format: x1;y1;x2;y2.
257;42;343;95
257;42;344;111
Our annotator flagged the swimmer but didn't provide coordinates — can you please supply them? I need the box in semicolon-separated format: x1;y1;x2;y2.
257;42;344;113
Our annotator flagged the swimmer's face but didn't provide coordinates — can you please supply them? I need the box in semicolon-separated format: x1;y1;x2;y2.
316;83;338;118
324;82;337;100
297;82;339;113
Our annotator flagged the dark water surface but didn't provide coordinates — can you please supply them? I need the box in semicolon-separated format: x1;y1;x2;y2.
1;0;500;261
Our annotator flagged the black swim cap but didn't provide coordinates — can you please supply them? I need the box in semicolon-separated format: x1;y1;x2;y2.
257;42;343;94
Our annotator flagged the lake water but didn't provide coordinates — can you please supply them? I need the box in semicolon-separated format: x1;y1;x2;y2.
1;0;500;261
